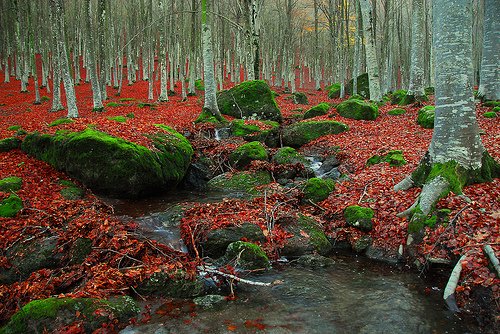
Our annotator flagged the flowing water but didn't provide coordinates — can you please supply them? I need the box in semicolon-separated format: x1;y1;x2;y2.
106;192;476;334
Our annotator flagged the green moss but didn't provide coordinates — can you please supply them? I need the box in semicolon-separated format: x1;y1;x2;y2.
106;102;125;107
0;296;139;334
367;150;406;167
303;177;335;203
492;106;500;113
0;194;23;217
424;87;435;95
389;89;407;105
0;137;21;152
7;125;21;131
292;92;309;104
207;171;272;193
272;147;307;165
229;141;268;168
346;73;370;98
348;94;364;101
230;119;262;137
119;97;135;102
137;102;157;108
107;115;127;123
327;83;341;99
336;99;379;120
387;108;406;116
483;111;497;118
0;176;22;192
41;96;50;102
195;79;205;91
126;112;135;118
60;186;84;200
282;120;349;147
217;80;282;122
48;118;74;127
225;241;270;270
194;108;224;124
417;105;435;129
136;271;204;298
69;238;92;265
428;161;466;195
303;102;330;119
483;100;500;107
344;205;374;231
296;214;332;255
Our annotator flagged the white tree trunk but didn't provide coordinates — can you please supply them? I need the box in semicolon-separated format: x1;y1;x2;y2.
407;0;426;98
477;0;500;100
85;0;103;111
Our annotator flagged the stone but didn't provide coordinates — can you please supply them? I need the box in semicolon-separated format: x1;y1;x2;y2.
202;223;266;258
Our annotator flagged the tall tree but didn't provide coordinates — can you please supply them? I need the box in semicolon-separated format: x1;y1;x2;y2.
395;0;499;226
358;0;382;101
200;0;224;121
477;0;499;101
84;0;104;111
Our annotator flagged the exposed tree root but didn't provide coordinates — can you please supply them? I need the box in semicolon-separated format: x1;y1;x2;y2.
397;176;450;219
444;254;466;312
483;245;500;278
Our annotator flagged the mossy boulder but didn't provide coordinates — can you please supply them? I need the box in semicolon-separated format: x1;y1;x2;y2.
0;194;23;218
229;141;268;168
207;171;272;194
303;102;330;119
0;177;22;192
69;238;93;265
367;150;407;167
279;214;332;257
344;205;374;232
48;118;74;127
388;108;406;116
417;105;435;129
346;73;370;99
224;241;270;270
327;83;341;99
272;147;308;165
194;109;223;124
349;94;364;101
483;100;500;108
202;223;266;258
217;80;282;122
59;180;84;200
282;120;349;148
230;120;280;147
336;99;379;120
303;178;335;203
492;106;500;112
136;270;204;298
483;111;497;118
0;296;139;334
292;92;309;105
0;236;60;284
21;127;193;198
388;89;407;105
107;115;127;123
0;137;22;152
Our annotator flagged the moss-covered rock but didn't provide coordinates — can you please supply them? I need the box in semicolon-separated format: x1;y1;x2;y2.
292;92;308;105
58;180;84;200
136;270;204;298
327;83;341;99
272;147;308;165
230;120;280;147
47;118;74;127
0;137;22;152
344;205;374;232
107;115;128;123
229;141;268;168
303;102;330;119
282;120;349;148
21;127;193;198
349;94;364;101
0;296;139;334
353;235;372;253
336;99;379;121
69;238;93;265
224;241;270;270
346;73;370;99
217;80;282;122
387;108;406;116
280;214;332;256
367;150;407;167
7;125;22;131
0;194;23;218
194;108;224;124
195;79;205;91
483;111;497;118
0;177;22;192
207;171;272;194
389;89;407;105
417;105;435;129
202;223;266;258
492;106;500;113
483;100;500;108
303;178;335;203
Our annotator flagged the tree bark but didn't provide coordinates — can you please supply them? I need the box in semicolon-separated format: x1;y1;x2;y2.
477;0;499;101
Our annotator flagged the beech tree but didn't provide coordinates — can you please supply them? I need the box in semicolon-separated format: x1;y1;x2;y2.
477;0;499;101
395;0;500;227
84;0;104;111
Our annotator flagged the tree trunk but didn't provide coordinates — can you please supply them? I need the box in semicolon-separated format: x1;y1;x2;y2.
477;0;499;101
84;0;104;111
405;0;427;104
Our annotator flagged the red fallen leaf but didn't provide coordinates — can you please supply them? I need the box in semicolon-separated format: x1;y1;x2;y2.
244;319;267;330
227;324;237;331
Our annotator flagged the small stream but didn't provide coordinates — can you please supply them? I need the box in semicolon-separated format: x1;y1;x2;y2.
105;191;475;333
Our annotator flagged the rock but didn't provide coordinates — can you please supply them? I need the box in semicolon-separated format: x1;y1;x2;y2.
207;171;272;194
365;244;401;265
327;83;341;99
353;235;372;253
224;241;270;270
229;141;268;169
230;120;280;147
280;214;332;257
202;223;266;258
272;147;308;165
388;89;407;105
336;99;379;121
346;73;370;99
303;103;330;119
296;254;335;268
0;235;61;284
68;238;93;265
0;137;21;152
217;80;282;122
315;156;341;178
0;194;23;218
282;120;349;148
136;271;204;298
387;108;406;116
21;126;193;198
303;178;335;203
0;176;22;192
367;150;407;167
193;295;226;309
292;92;309;105
58;180;84;200
417;105;435;129
0;296;139;334
483;111;497;118
180;159;213;190
344;205;374;232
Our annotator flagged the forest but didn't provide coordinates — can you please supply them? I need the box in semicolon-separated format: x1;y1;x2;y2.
0;0;499;333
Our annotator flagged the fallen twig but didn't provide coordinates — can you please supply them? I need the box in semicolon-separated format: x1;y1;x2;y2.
199;266;280;287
